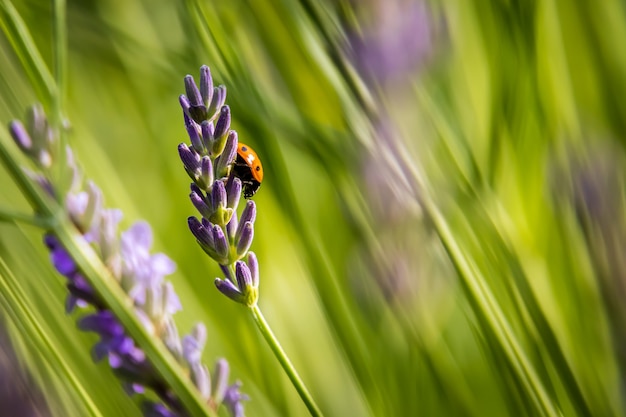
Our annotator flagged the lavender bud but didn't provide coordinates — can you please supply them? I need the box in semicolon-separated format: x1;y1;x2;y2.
199;65;213;107
190;190;212;219
187;216;214;250
213;106;231;141
210;180;233;225
235;261;252;291
211;359;230;404
186;122;204;154
223;381;248;417
207;86;227;120
236;200;256;240
247;252;259;288
50;245;76;276
191;363;212;401
200;121;214;153
226;176;242;210
211;180;227;212
178;143;201;178
214;278;244;303
179;95;191;117
9;120;32;151
200;156;214;189
235;261;257;306
235;222;254;257
182;322;206;366
215;131;238;179
184;75;203;107
212;225;229;262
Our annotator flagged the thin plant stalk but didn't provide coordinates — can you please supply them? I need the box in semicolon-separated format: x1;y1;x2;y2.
250;304;323;417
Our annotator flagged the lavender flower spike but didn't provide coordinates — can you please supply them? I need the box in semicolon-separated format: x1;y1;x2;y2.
6;104;246;417
176;66;323;417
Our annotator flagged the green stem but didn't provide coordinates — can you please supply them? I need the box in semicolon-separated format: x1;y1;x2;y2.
249;304;323;417
51;0;67;128
0;207;53;228
0;0;57;107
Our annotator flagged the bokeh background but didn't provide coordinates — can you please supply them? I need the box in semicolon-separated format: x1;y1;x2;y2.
1;0;626;416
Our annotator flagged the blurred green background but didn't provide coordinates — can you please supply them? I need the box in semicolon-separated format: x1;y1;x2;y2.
1;0;626;416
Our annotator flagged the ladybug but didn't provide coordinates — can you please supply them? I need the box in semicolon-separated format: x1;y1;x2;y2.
233;142;263;198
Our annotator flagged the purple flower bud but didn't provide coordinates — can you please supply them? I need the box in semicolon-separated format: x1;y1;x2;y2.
190;363;211;400
236;222;254;257
226;176;242;210
239;200;256;226
211;359;230;404
213;106;231;140
247;252;259;288
44;234;58;250
211;180;227;212
162;282;182;316
214;278;243;303
9;120;32;151
235;261;252;291
184;75;203;107
200;121;214;151
199;65;213;107
179;95;191;117
79;310;123;337
66;274;97;312
186;122;204;154
211;225;229;262
182;323;206;366
223;381;248;417
50;245;76;276
215;131;238;178
190;189;212;219
178;143;201;176
207;86;227;120
200;156;214;188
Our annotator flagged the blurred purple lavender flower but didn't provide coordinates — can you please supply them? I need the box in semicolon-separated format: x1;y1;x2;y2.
8;105;246;417
178;66;260;309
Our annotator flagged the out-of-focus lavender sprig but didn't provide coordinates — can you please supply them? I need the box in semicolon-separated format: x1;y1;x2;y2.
178;66;259;308
7;105;246;417
177;67;323;417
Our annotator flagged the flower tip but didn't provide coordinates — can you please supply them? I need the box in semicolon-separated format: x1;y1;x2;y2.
9;120;32;150
215;278;244;304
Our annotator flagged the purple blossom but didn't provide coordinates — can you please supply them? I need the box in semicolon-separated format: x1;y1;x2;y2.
223;382;249;417
8;104;246;417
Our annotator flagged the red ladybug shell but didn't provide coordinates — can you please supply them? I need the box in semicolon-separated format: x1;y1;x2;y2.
233;143;263;198
237;143;263;183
